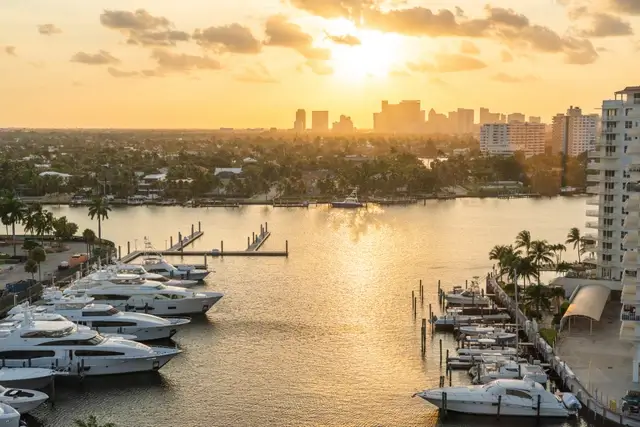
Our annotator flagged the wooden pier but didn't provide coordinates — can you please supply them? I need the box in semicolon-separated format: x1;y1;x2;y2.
246;223;270;251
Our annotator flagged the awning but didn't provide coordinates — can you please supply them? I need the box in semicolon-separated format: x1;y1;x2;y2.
562;283;611;323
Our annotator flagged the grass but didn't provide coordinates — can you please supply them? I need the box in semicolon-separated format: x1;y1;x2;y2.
539;328;557;346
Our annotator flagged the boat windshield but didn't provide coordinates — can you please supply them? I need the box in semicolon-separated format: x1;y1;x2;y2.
21;324;76;338
119;267;145;275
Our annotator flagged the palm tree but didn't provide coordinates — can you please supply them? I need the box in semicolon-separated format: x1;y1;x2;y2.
523;284;552;317
489;245;509;263
74;415;116;427
82;228;97;256
549;243;566;264
514;230;532;253
515;256;539;289
29;247;46;281
88;198;112;245
1;194;26;256
529;240;554;284
548;286;566;314
22;204;42;238
497;246;522;284
566;227;582;262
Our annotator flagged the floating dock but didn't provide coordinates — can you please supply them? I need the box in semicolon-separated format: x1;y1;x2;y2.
246;223;270;251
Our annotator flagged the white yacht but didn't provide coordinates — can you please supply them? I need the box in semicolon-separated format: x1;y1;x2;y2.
472;359;549;385
115;264;198;288
0;385;48;414
141;255;209;281
430;312;510;326
0;403;22;427
444;287;491;306
331;188;364;208
414;379;581;417
64;273;223;316
0;368;59;390
0;313;181;376
9;298;191;341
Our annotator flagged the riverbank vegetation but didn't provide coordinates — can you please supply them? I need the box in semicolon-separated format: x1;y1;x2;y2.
0;130;586;201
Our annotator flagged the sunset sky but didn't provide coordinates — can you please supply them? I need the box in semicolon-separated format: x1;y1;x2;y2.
1;0;640;129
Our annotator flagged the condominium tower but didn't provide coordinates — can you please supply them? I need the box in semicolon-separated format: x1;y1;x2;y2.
479;122;546;157
312;111;329;132
551;106;599;156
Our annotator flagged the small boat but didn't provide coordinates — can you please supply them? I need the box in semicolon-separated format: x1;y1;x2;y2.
465;333;517;343
0;385;48;414
467;354;527;377
0;368;58;390
331;189;364;208
430;312;510;327
473;359;549;385
115;264;198;288
0;403;22;427
445;288;491;306
414;378;581;417
458;326;503;335
457;346;518;357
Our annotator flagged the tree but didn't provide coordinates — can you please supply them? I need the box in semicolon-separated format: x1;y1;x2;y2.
53;216;78;241
529;240;554;284
29;247;46;281
74;415;116;427
0;194;26;256
548;286;566;314
88;198;111;244
549;243;566;264
515;256;539;289
83;228;97;256
514;230;532;253
24;259;38;280
22;204;43;237
523;284;552;316
566;227;582;262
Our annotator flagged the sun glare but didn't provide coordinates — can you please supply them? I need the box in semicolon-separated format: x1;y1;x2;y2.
323;19;402;81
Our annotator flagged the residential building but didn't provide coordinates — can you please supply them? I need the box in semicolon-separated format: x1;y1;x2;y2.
311;111;329;132
507;112;526;123
294;109;306;132
456;108;475;134
551;106;599;156
529;116;542;124
373;100;425;133
426;109;449;133
333;115;354;133
479;122;545;157
479;108;502;125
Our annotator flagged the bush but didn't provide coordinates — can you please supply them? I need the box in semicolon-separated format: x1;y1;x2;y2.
560;301;570;315
540;328;557;346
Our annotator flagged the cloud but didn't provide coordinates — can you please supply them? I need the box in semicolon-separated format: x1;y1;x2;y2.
429;77;448;86
460;40;480;54
577;12;633;37
193;24;262;54
38;24;62;35
501;50;514;62
492;72;538;83
100;9;190;47
150;49;222;73
235;64;278;83
408;53;487;73
305;59;334;75
107;67;140;78
4;46;16;56
288;0;373;19
608;0;640;14
325;33;361;46
264;15;331;60
70;50;120;65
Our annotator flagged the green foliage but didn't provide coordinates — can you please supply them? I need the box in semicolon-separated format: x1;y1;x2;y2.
540;328;558;346
22;240;40;251
88;198;111;241
24;259;37;279
560;300;570;315
53;216;78;241
29;247;46;263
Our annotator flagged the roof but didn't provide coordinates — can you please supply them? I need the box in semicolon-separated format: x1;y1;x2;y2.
39;171;72;178
214;167;242;175
562;283;611;323
143;173;166;181
616;86;640;94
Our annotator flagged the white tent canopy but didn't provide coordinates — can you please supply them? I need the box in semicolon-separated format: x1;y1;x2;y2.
560;283;611;332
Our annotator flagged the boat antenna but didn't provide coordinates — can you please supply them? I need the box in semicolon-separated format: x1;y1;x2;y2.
514;276;519;351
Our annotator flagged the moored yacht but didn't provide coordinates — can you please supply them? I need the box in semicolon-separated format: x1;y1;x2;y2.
0;313;181;376
9;298;191;341
64;273;222;316
331;189;364;208
472;359;549;385
0;385;48;414
444;287;491;306
0;403;22;427
142;255;209;281
0;368;59;390
114;264;198;288
414;379;581;417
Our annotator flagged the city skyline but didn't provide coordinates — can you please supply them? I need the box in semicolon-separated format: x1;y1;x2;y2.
1;0;640;128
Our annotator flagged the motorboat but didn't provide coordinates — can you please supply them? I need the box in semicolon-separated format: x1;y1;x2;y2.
0;312;181;376
472;359;549;385
430;312;510;327
464;332;517;343
0;403;22;427
445;287;491;306
457;346;518;357
9;298;191;341
113;264;198;288
414;378;581;417
468;354;527;378
141;255;209;281
0;385;48;414
64;273;223;316
331;189;364;208
0;368;59;390
458;326;510;336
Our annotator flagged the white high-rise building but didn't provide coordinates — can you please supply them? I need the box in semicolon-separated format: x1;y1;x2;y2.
551;106;599;156
479;122;545;157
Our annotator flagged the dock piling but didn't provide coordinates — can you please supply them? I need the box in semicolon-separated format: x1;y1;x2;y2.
252;232;255;243
198;221;201;232
497;395;501;418
285;240;289;256
265;222;268;233
247;237;250;248
421;318;426;355
419;279;423;304
127;241;131;255
170;236;173;248
442;392;448;417
221;240;224;255
536;394;541;418
439;339;443;365
118;246;121;260
191;224;194;236
465;279;468;289
178;232;182;251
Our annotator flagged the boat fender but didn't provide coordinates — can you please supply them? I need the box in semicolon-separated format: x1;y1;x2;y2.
561;393;582;411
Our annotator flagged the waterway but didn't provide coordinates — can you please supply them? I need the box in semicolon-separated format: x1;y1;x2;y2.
24;197;593;427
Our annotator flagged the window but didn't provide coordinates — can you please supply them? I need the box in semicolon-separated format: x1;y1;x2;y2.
37;334;105;346
91;321;137;327
626;121;633;129
506;389;532;399
91;294;131;301
75;350;124;357
21;325;76;338
0;350;55;359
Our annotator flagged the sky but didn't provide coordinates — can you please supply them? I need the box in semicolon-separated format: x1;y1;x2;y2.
1;0;640;129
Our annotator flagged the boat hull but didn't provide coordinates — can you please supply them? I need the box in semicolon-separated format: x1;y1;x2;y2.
418;394;570;417
96;293;223;316
1;391;48;414
159;270;209;281
93;322;187;341
445;295;491;306
0;369;54;390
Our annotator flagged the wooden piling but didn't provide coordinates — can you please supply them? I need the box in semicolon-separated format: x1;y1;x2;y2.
178;232;182;248
442;392;448;417
247;236;250;248
127;241;131;255
265;222;268;232
191;224;194;236
118;246;121;260
412;291;415;312
420;279;423;304
413;296;417;318
536;394;541;418
169;236;173;248
221;240;224;255
252;232;255;243
421;318;426;355
465;279;468;289
285;240;289;256
198;221;201;232
497;395;501;418
439;339;443;365
445;349;449;369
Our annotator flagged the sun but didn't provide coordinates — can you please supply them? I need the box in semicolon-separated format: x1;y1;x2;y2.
323;19;402;80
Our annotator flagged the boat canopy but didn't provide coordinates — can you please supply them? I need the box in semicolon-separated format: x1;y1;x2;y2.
561;283;610;325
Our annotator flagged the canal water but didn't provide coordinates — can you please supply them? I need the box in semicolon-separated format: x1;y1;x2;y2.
24;198;593;427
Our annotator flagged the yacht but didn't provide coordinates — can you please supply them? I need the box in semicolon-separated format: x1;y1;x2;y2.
0;385;48;414
0;313;181;376
430;312;510;327
0;403;23;427
0;368;59;390
114;264;198;288
331;189;364;208
9;298;191;341
414;379;581;417
141;255;209;281
445;287;491;306
472;359;549;385
64;273;223;316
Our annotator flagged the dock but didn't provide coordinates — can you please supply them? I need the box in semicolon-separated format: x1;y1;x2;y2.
246;223;270;251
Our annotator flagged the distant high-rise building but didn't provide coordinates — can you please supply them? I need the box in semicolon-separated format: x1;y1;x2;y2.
480;108;502;125
333;115;354;133
373;100;425;133
312;111;329;132
294;109;306;132
551;106;598;156
457;108;475;134
508;113;526;123
529;116;542;124
480;122;545;157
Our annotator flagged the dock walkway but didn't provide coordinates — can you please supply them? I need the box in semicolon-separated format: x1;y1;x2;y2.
168;231;204;251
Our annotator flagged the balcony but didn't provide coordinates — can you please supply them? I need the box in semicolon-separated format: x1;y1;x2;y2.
624;230;639;249
589;149;621;160
623;250;639;268
582;256;598;265
619;323;640;341
623;271;639;287
585;209;615;218
624;216;639;231
625;194;640;212
583;233;599;241
628;144;640;155
621;305;640;321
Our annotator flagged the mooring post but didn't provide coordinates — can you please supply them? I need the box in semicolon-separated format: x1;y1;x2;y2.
497;395;501;418
170;236;173;248
247;236;250;248
439;339;443;365
118;246;121;260
442;392;448;417
252;232;255;243
178;232;182;248
421;318;426;354
285;240;289;256
127;241;131;255
413;296;417;318
221;240;224;255
191;224;194;236
445;349;449;366
265;222;268;233
536;394;541;419
198;221;201;232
